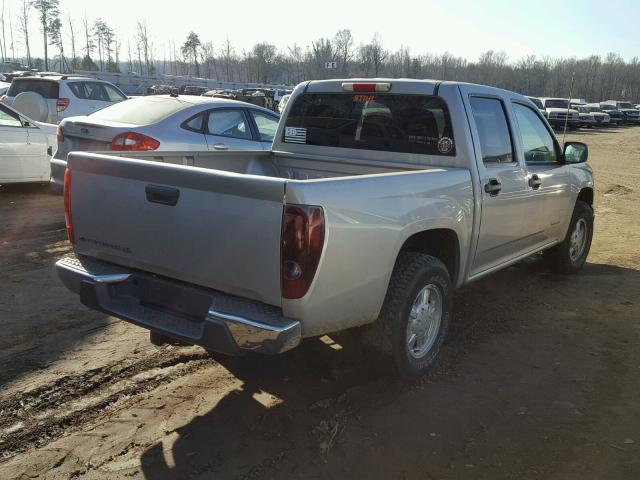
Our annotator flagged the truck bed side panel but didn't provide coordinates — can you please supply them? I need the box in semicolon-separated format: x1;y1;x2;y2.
283;168;474;336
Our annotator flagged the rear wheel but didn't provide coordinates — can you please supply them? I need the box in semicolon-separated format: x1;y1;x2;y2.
379;252;452;378
544;201;593;274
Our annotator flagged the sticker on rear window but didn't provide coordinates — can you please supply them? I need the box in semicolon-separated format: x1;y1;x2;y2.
438;137;454;154
284;126;307;144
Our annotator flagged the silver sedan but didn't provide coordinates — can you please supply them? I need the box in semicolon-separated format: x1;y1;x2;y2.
51;95;279;190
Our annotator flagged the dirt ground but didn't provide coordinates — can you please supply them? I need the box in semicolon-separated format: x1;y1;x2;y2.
1;126;639;480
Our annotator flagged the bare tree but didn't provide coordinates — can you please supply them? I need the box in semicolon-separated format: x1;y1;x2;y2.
333;29;354;74
1;1;7;62
136;20;151;76
9;8;15;62
66;13;77;69
30;0;60;70
220;36;234;81
17;0;31;65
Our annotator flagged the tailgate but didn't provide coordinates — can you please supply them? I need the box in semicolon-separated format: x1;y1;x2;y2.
67;152;286;306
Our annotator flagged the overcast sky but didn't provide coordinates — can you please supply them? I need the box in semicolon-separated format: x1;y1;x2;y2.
7;0;640;62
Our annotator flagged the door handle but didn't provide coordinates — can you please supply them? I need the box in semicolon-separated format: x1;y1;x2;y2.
145;184;180;206
484;178;502;196
529;174;542;190
212;143;228;150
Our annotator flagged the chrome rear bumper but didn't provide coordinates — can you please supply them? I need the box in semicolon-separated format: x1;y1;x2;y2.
56;256;301;355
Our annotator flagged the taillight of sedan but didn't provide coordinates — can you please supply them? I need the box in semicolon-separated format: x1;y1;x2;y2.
110;132;160;151
57;98;70;112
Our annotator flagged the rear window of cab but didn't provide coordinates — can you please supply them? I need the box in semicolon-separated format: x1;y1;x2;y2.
284;93;456;156
7;79;59;99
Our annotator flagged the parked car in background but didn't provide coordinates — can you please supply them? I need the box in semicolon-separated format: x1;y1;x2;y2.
571;104;596;128
598;103;625;125
0;102;57;185
526;96;547;118
147;84;174;95
1;75;128;124
582;104;610;126
603;101;640;124
539;98;580;129
278;93;291;114
57;79;594;377
182;85;208;96
51;94;280;191
0;80;10;96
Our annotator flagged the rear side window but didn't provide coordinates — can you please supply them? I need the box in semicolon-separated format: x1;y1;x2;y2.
469;97;514;164
284;93;456;156
8;79;59;99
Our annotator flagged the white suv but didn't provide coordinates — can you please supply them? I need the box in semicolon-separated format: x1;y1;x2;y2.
1;75;128;124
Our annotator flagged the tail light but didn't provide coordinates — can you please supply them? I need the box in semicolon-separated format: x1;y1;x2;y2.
110;132;160;151
57;98;70;112
63;168;74;244
57;124;64;142
281;205;325;299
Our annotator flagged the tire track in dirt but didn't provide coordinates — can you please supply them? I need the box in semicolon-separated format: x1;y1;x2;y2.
0;349;213;461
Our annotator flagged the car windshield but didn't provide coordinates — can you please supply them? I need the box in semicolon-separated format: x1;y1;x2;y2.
577;107;589;113
601;104;617;110
545;99;569;109
587;106;601;112
89;96;194;125
618;102;634;109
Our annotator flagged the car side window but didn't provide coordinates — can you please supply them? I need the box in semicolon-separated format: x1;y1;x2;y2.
512;103;559;164
68;82;87;99
207;109;251;140
251;111;278;142
470;97;514;164
84;82;109;101
183;112;205;132
0;104;22;127
104;84;127;102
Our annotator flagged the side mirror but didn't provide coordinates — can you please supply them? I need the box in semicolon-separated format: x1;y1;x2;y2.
563;141;588;164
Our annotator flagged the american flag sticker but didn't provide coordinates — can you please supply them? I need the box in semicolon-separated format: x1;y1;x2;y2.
284;127;307;144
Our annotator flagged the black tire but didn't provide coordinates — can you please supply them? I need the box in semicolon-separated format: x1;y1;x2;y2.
379;252;452;378
543;201;593;274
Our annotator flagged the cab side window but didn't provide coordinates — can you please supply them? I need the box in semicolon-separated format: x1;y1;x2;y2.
512;103;559;164
469;97;514;164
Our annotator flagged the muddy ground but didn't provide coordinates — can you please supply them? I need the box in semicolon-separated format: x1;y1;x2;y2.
1;127;639;480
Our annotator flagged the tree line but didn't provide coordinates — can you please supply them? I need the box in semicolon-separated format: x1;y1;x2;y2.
4;2;640;101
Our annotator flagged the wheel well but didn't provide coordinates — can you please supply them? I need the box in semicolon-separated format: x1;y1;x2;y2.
577;187;593;206
399;229;459;284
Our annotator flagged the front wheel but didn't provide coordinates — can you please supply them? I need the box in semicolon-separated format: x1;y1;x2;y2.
543;201;593;274
379;252;452;378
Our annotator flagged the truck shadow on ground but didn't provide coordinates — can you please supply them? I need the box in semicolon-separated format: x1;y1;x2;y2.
139;259;640;479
